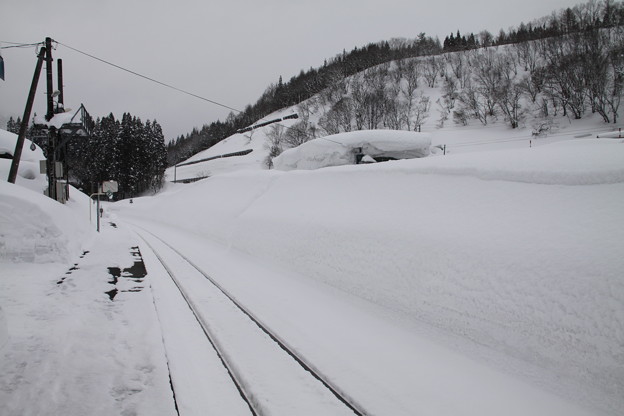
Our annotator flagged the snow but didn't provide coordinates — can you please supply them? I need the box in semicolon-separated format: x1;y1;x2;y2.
0;180;92;263
33;109;82;131
121;137;624;415
273;130;431;170
1;127;624;414
0;129;47;192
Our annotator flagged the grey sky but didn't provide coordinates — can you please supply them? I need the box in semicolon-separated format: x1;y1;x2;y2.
1;0;583;140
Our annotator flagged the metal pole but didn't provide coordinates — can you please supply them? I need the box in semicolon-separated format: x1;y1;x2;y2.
47;128;57;200
97;192;100;232
57;58;64;110
45;37;54;122
8;46;46;184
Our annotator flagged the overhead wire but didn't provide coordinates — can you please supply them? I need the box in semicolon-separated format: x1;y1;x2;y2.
53;39;243;114
6;39;339;146
52;40;320;139
0;41;44;49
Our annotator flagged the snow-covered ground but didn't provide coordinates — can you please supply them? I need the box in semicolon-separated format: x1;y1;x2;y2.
1;115;624;416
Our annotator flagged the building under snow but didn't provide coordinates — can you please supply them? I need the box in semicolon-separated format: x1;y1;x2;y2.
273;130;431;171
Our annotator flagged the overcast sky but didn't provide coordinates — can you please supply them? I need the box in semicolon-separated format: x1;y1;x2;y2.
1;0;583;141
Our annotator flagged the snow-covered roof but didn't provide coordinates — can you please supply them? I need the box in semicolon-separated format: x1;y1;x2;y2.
273;130;431;171
33;104;93;136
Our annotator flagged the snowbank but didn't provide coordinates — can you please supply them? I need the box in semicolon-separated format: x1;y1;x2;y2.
0;128;94;264
0;129;47;193
381;138;624;185
124;139;624;414
273;130;431;170
0;181;93;263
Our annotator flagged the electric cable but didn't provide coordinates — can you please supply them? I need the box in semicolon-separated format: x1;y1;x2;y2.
6;39;335;147
0;41;44;50
52;40;315;138
53;39;243;114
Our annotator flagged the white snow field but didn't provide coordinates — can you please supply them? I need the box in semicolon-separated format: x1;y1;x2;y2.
1;121;623;415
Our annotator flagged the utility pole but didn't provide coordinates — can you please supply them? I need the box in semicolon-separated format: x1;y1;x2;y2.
44;37;57;201
57;58;64;110
56;58;69;199
45;37;54;122
7;46;46;184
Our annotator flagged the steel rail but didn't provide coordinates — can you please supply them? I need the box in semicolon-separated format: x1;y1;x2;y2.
132;224;369;416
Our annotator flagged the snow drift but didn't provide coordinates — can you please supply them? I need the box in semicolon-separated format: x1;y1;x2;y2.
0;129;92;263
0;181;93;263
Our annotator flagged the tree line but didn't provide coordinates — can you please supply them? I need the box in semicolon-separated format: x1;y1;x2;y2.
259;18;622;165
168;0;624;167
443;0;624;52
7;113;167;198
166;33;443;166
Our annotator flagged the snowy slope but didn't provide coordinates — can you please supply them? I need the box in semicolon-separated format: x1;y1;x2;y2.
122;138;624;415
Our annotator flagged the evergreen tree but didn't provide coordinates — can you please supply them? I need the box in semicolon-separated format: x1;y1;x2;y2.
6;117;19;134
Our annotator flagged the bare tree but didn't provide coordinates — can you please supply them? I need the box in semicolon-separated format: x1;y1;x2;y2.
358;67;389;130
319;97;354;135
423;56;442;88
411;91;431;131
264;124;286;168
497;81;525;128
350;75;367;130
383;87;406;130
283;103;318;148
447;52;470;88
399;59;421;130
318;68;347;111
514;40;541;73
517;73;542;103
470;49;508;118
455;84;490;125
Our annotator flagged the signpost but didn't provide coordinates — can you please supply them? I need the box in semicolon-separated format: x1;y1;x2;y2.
91;181;118;232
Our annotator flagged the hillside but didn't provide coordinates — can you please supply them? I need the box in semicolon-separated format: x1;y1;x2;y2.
167;0;624;169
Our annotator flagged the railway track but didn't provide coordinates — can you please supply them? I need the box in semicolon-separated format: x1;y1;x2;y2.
133;225;369;416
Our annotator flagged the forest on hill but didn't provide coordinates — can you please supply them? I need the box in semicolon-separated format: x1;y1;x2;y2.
167;0;624;167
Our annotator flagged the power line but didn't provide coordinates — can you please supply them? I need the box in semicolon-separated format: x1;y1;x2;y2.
53;39;243;114
0;41;43;50
13;38;318;146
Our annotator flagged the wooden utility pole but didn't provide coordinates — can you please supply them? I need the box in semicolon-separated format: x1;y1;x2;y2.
7;47;46;184
56;57;69;200
44;37;58;200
